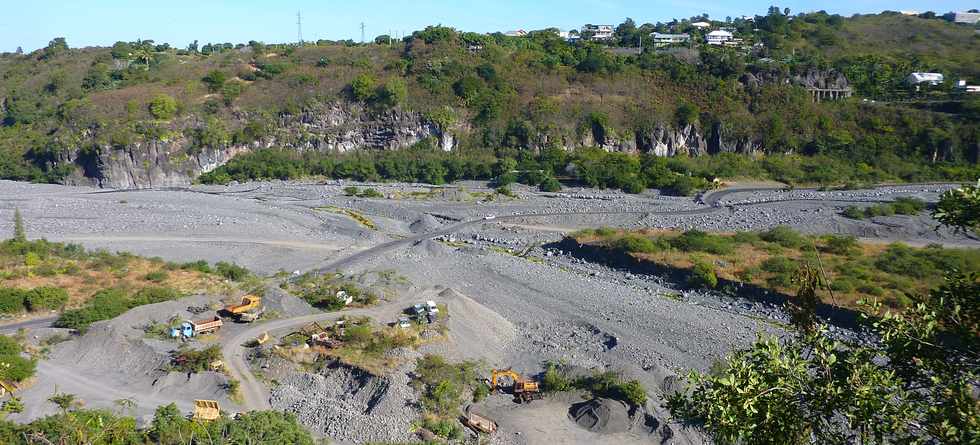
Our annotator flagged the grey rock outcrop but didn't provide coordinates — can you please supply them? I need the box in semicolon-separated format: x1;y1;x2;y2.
58;101;455;189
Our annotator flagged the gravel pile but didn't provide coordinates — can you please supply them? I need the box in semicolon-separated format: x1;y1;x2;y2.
569;398;631;434
409;213;443;233
271;362;420;443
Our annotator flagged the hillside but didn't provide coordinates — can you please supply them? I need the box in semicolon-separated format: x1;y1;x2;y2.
0;10;978;190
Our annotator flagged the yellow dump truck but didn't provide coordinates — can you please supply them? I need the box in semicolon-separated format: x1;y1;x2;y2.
225;296;261;314
192;400;220;421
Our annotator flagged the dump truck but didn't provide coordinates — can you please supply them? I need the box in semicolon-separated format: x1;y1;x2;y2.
192;400;220;421
171;317;223;338
462;407;497;434
490;369;541;403
192;317;223;335
224;296;261;316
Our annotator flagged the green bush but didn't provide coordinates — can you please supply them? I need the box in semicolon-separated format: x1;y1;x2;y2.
0;336;35;382
144;270;168;283
132;286;180;305
54;288;130;332
573;371;648;407
0;288;28;313
761;256;798;274
343;186;360;196
689;261;719;289
180;260;211;273
171;345;222;373
760;226;806;248
732;231;761;244
821;235;859;256
842;206;866;219
670;230;735;255
539;176;562;192
541;362;573;392
614;234;661;254
359;188;383;198
595;227;617;237
215;262;249;281
148;94;178;120
874;244;934;278
892;197;926;215
24;287;69;311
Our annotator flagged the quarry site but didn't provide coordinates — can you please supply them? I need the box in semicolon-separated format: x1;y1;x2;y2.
1;178;976;444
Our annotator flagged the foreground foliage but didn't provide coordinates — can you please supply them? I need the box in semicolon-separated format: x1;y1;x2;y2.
0;403;315;444
666;207;980;443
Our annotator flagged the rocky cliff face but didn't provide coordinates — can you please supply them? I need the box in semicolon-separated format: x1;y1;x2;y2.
60;102;455;189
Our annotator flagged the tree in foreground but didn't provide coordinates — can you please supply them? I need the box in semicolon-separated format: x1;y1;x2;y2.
667;198;980;444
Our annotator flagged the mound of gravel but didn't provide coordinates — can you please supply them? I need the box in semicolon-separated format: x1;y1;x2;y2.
270;363;420;443
409;213;443;233
568;398;631;434
430;288;517;364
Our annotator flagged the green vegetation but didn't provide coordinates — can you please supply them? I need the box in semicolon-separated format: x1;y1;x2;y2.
539;362;648;408
666;205;980;444
170;345;222;373
2;11;978;191
290;272;381;310
934;180;980;234
54;286;182;333
325;318;421;375
0;335;36;383
575;226;980;310
843;197;928;220
411;355;483;440
0;403;314;444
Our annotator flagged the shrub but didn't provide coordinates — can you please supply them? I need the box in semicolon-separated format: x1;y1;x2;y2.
343;186;360;196
732;231;761;244
874;244;934;278
180;260;211;273
821;235;859;256
350;73;377;102
761;256;798;274
614;234;660;254
689;261;718;289
148;94;178;120
171;345;222;373
25;287;69;311
842;206;866;219
541;362;573;392
0;288;28;313
495;185;515;197
144;270;168;283
215;262;249;281
574;371;648;407
539;176;562;192
54;288;130;332
671;230;735;255
892;197;926;215
760;226;806;248
359;188;383;198
595;227;617;237
132;286;180;305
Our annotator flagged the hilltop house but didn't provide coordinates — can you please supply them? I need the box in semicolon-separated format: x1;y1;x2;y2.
582;24;614;40
953;11;980;24
504;30;528;37
706;30;734;45
906;72;945;86
691;21;711;29
651;32;690;47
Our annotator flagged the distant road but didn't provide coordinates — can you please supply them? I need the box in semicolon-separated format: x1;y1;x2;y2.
0;316;57;333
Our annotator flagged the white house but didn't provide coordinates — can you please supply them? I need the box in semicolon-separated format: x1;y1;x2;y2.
504;30;528;37
906;72;945;86
582;24;614;40
706;30;734;45
557;30;580;42
691;21;711;29
651;32;690;47
954;11;980;24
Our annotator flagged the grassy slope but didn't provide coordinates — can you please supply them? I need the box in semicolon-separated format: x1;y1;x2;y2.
573;227;980;312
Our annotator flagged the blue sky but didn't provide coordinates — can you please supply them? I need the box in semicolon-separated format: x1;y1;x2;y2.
2;0;976;52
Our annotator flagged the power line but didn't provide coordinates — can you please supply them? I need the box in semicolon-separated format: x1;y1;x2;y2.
297;11;304;44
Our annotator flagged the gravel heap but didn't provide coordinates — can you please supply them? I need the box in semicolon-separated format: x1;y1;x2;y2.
569;398;631;434
409;213;443;233
270;362;420;443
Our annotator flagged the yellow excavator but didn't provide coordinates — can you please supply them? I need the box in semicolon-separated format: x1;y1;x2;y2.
489;369;541;403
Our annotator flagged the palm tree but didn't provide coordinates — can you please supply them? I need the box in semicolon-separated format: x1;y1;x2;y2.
48;392;76;414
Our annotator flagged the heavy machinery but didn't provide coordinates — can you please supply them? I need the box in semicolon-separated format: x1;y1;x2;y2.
170;317;223;338
490;369;541;403
192;400;220;421
224;296;263;321
461;406;498;434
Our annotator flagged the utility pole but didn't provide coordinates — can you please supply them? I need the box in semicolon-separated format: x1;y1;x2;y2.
297;11;304;44
360;22;366;44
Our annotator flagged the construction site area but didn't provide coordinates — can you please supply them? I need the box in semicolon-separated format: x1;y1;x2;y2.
1;178;977;444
